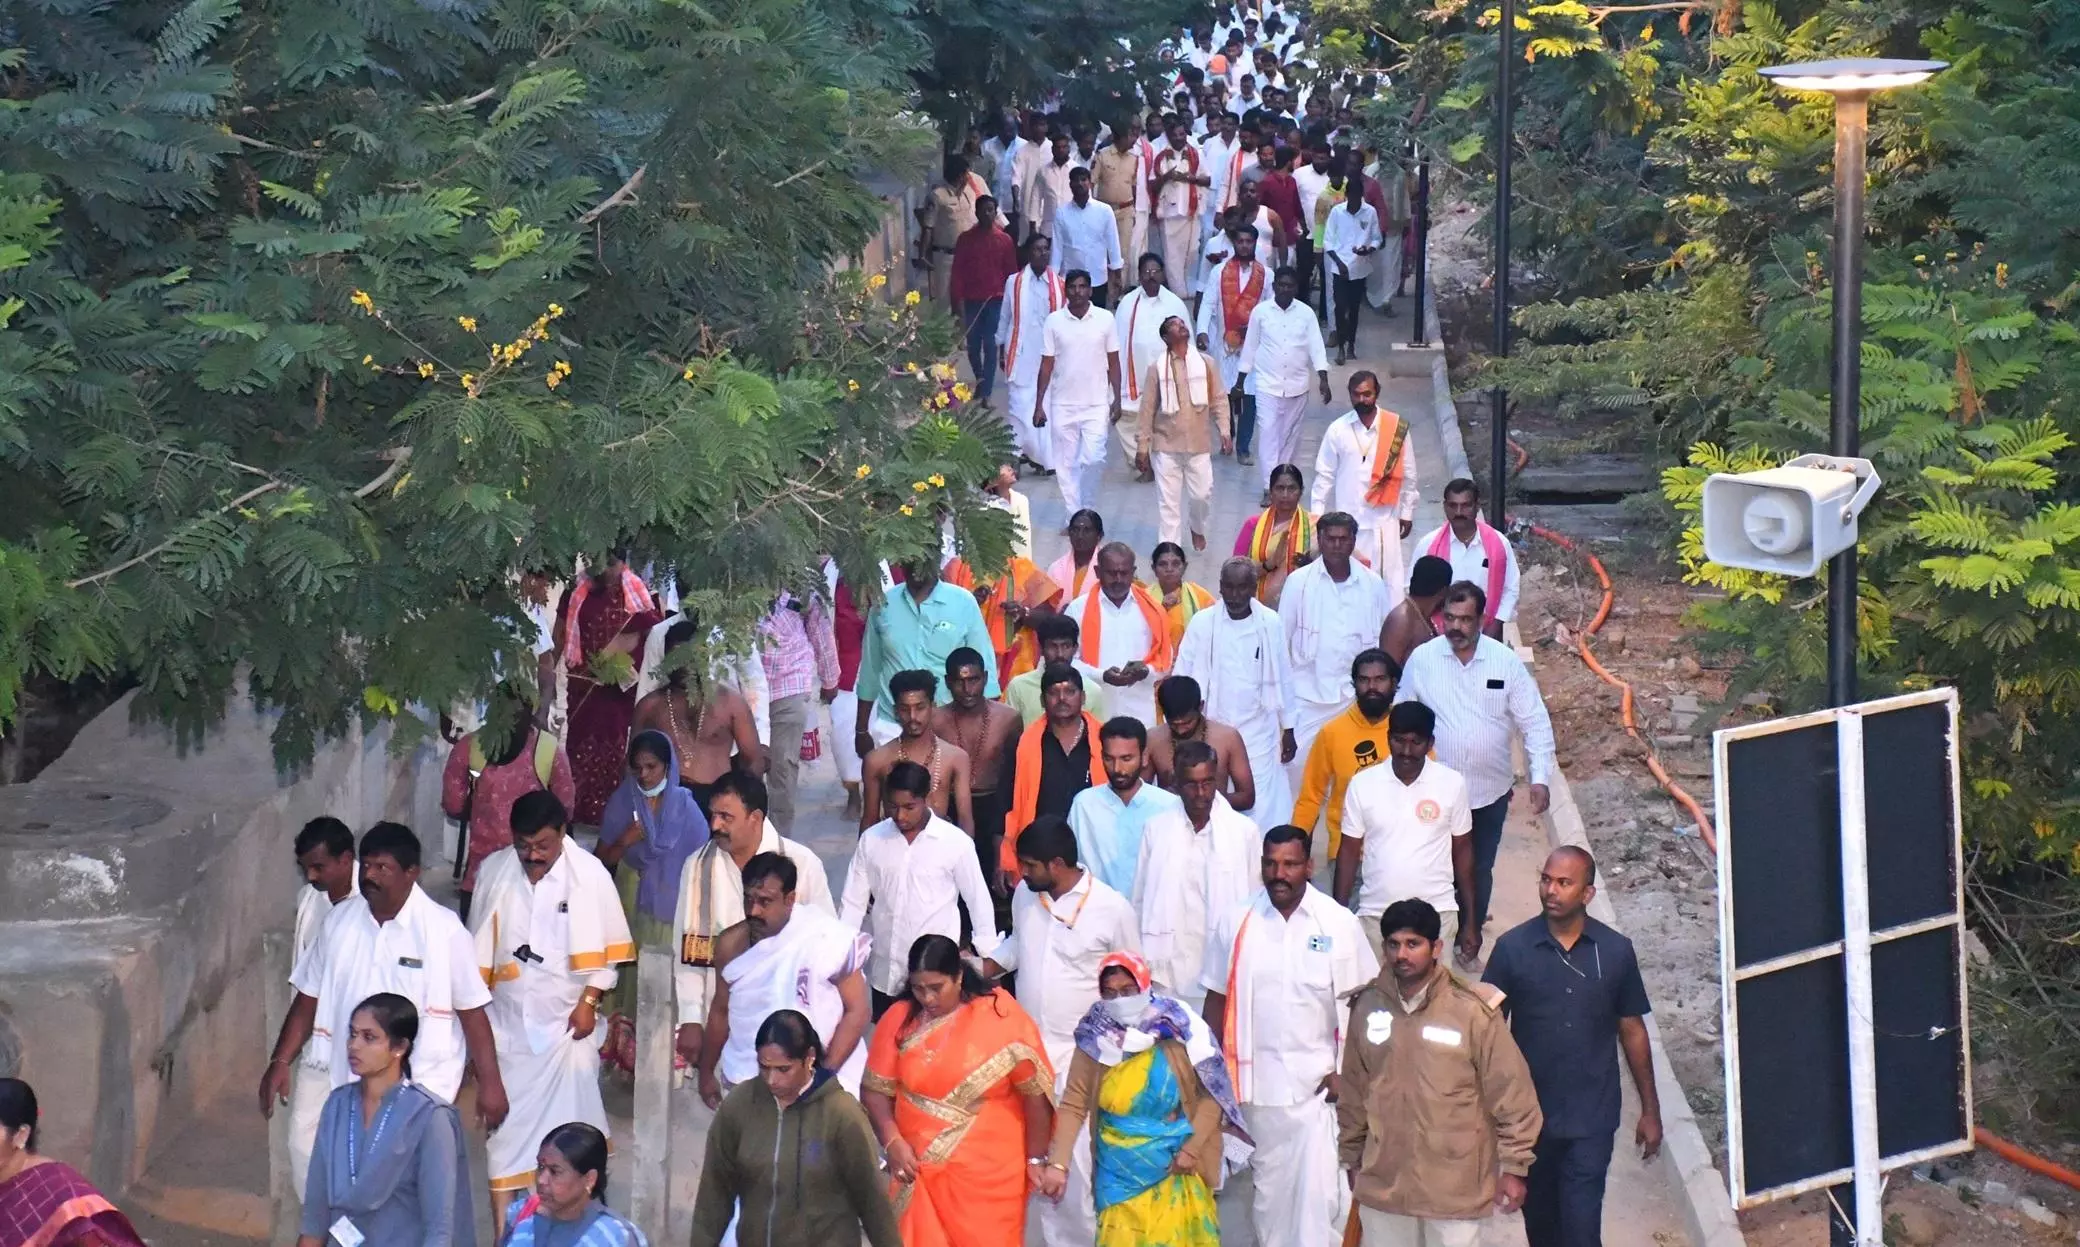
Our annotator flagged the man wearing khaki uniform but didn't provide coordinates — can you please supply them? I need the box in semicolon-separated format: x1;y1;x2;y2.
1093;129;1144;272
1339;898;1543;1247
917;154;984;304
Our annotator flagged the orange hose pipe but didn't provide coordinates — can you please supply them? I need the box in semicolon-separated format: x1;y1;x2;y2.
1975;1127;2080;1191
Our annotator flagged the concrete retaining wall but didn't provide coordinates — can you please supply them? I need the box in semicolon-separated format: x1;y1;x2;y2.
0;694;441;1193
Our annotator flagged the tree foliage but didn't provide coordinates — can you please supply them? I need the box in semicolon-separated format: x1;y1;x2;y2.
0;0;1015;761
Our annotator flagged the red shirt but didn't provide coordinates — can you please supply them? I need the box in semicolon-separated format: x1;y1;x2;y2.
949;224;1020;304
1256;172;1304;243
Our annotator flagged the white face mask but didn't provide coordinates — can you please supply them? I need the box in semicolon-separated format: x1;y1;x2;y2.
1103;993;1150;1023
639;777;670;798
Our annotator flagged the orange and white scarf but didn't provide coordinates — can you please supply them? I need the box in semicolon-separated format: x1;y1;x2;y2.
1362;410;1412;509
1003;265;1065;373
1079;583;1174;672
1218;260;1267;351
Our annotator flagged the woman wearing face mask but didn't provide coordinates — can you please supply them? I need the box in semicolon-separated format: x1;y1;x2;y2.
497;1122;647;1246
299;993;476;1247
689;1011;899;1247
860;935;1056;1246
1042;952;1245;1247
594;730;710;1068
0;1078;148;1247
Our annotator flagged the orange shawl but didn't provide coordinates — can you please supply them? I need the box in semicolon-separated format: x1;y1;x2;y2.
1363;410;1412;509
1003;710;1107;870
1220;260;1267;350
1078;583;1174;673
1004;266;1064;372
944;556;1061;681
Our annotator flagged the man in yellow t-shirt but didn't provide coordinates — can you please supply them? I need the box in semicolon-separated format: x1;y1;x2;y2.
1290;646;1398;860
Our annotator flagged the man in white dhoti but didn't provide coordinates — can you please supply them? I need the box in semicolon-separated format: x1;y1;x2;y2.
1278;511;1391;801
980;816;1142;1247
1149;117;1209;296
997;235;1065;472
1033;269;1120;515
672;770;835;1067
470;790;634;1221
1238;265;1331;494
283;818;357;1198
1197;223;1268;466
264;822;507;1139
698;851;873;1105
1202;825;1379;1247
1115;252;1190;472
1311;370;1419;603
1131;740;1258;1010
1063;542;1171;726
1172;558;1296;828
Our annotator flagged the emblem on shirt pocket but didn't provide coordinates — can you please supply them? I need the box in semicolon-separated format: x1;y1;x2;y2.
1365;1009;1392;1045
1415;799;1441;822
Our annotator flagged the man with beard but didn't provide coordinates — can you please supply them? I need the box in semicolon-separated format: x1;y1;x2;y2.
1066;716;1184;898
1334;701;1476;967
1203;825;1377;1247
859;668;974;835
698;852;873;1105
1144;674;1256;815
1278;512;1391;811
1131;741;1258;1010
1292;649;1400;864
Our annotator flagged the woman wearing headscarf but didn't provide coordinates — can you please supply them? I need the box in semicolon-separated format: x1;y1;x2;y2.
300;993;475;1247
1043;952;1245;1247
0;1078;147;1247
594;729;709;1070
556;556;666;828
497;1122;648;1246
861;935;1055;1247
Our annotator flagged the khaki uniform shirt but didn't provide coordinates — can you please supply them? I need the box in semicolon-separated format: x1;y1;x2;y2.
1337;964;1544;1221
1092;146;1143;210
924;182;980;251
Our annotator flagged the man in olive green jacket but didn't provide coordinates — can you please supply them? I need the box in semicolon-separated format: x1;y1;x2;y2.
1338;898;1543;1246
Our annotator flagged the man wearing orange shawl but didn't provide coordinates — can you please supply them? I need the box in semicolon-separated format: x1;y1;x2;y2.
1193;224;1268;466
943;555;1062;683
1062;542;1172;727
861;946;1055;1247
1002;667;1108;875
1309;370;1419;609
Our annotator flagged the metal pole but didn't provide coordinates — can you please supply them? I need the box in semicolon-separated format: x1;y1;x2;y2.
1833;711;1883;1246
1825;89;1871;1247
1827;92;1867;710
1409;149;1432;347
1489;0;1515;528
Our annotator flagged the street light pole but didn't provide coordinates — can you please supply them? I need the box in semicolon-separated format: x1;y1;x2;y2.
1825;91;1867;710
1489;0;1514;529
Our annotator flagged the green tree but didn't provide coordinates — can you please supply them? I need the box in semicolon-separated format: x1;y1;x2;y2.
0;0;1012;762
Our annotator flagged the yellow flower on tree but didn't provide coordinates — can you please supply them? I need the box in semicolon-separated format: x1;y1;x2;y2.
417;361;436;378
912;481;929;493
927;473;946;488
458;315;478;332
898;503;915;516
548;303;565;318
953;382;973;402
846;379;861;393
683;367;696;381
350;290;375;314
904;290;922;306
362;353;374;366
854;464;872;479
869;274;888;290
545;371;561;389
555;360;572;375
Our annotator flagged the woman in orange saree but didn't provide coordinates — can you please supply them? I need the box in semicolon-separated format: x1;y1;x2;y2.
861;935;1056;1247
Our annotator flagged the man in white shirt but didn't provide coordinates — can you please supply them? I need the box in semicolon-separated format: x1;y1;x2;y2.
1322;177;1383;361
1032;270;1120;514
1334;701;1476;963
1114;253;1191;427
1202;825;1378;1247
281;818;357;1197
1311;371;1419;602
998;235;1065;473
1149;117;1210;297
1395;583;1557;960
1172;557;1297;829
1198;111;1244;233
263;823;507;1128
469;791;633;1221
1050;167;1123;302
1291;147;1336;301
1197;224;1268;463
1412;477;1522;636
983;115;1029;229
1010;117;1053;236
1131;740;1258;1010
1024;133;1079;245
1064;542;1170;727
1237;265;1331;493
1278;511;1391;791
981;816;1141;1247
840;760;1001;1015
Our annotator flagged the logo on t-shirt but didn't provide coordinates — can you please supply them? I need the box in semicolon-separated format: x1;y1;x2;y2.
1352;739;1382;771
1414;798;1441;823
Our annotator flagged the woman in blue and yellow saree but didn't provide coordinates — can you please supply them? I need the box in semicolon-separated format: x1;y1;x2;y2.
1043;951;1247;1247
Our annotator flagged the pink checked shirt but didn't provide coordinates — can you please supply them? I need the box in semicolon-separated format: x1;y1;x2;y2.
759;592;840;701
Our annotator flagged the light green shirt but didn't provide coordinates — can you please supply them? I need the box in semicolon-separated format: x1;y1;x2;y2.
856;579;999;721
1005;660;1109;725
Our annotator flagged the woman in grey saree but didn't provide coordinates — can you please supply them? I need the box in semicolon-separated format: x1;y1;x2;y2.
298;992;476;1247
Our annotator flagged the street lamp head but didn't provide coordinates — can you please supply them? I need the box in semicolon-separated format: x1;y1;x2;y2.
1757;57;1946;95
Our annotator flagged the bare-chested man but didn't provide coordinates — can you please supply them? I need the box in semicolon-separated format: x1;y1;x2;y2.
934;647;1022;918
631;620;764;817
1145;674;1257;814
1380;554;1453;669
860;668;974;836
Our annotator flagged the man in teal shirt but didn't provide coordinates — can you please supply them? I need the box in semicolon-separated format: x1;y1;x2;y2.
852;557;999;758
1067;716;1183;897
